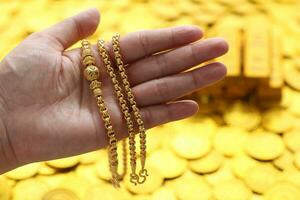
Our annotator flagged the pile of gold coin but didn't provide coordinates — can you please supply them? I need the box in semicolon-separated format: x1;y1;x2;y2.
1;0;300;199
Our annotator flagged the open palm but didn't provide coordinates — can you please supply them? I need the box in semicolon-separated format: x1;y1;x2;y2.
0;9;228;173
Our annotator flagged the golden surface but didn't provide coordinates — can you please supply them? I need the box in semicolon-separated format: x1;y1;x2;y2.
244;131;285;161
46;156;80;169
111;34;149;184
213;179;252;200
82;39;122;188
5;163;40;180
1;0;300;199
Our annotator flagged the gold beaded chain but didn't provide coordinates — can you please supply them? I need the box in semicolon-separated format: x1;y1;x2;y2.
81;39;122;188
112;34;149;184
97;39;140;185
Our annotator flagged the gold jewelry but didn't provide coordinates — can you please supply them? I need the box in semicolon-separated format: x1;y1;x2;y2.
97;39;140;185
112;33;149;184
81;39;121;188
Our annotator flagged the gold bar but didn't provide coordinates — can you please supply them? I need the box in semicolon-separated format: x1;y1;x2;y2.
257;29;282;101
225;78;249;98
244;16;270;78
216;24;242;77
269;30;283;89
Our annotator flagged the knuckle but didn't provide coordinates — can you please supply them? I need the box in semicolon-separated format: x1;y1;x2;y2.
190;71;199;88
138;31;151;55
141;108;152;129
154;79;170;102
189;43;200;64
153;55;167;77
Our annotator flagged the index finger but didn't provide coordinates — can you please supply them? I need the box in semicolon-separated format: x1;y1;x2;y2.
65;25;203;65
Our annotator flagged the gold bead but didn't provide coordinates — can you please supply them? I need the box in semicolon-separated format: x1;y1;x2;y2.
82;48;93;58
90;80;101;90
84;65;99;81
93;88;102;97
81;39;123;187
81;39;90;46
83;56;95;66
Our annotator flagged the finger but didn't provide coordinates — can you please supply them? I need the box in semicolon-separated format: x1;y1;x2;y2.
127;38;229;86
108;25;203;63
133;62;227;107
65;25;203;65
140;100;198;129
33;8;100;51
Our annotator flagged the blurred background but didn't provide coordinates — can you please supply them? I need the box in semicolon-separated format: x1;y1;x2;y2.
1;0;300;199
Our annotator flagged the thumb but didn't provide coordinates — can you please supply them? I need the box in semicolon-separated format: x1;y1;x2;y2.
36;8;100;51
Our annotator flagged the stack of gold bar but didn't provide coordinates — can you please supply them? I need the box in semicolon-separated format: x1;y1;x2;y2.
1;0;300;199
198;15;284;102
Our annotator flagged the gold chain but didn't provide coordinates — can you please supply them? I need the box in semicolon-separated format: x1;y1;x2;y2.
97;39;140;185
112;34;149;184
81;39;121;188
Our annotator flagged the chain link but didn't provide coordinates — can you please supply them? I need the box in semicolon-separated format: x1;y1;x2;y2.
97;39;140;185
81;39;121;188
112;34;149;184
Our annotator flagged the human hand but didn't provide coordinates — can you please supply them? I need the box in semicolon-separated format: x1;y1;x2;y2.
0;8;228;173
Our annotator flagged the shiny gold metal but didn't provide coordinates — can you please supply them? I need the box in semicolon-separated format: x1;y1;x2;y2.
97;39;139;185
83;65;99;82
81;39;121;188
112;34;149;184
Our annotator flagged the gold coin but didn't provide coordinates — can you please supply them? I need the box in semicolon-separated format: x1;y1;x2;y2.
13;178;49;200
292;117;300;130
37;173;68;190
283;130;300;152
94;150;115;181
0;176;12;200
281;86;297;108
124;165;164;194
264;182;300;200
189;150;223;174
0;174;15;187
79;151;101;165
170;116;217;140
284;60;300;91
244;164;280;194
262;108;293;133
251;194;264;200
283;168;300;188
294;150;300;169
244;131;285;161
175;171;212;200
75;164;104;185
148;148;187;179
57;173;92;199
134;127;163;155
5;162;40;180
84;183;129;200
42;189;79;200
95;145;126;181
191;116;218;139
213;179;252;200
204;161;235;186
213;126;247;157
224;101;261;131
231;154;259;179
152;187;176;200
46;156;80;169
131;194;152;200
288;92;300;116
273;150;294;170
39;162;56;176
171;130;211;160
150;2;179;19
